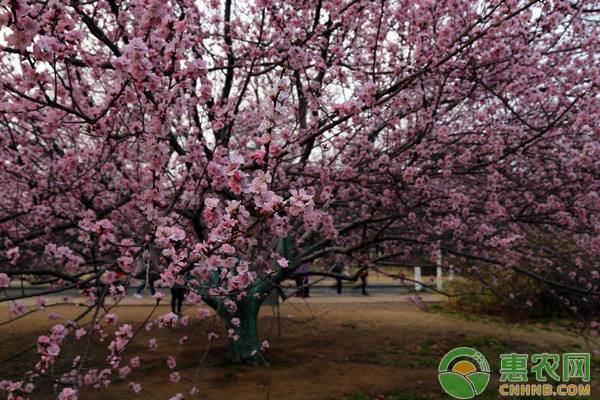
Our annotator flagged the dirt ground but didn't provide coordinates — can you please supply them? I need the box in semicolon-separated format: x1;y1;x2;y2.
0;297;597;400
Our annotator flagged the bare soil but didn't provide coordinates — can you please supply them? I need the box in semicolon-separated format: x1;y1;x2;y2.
0;298;596;399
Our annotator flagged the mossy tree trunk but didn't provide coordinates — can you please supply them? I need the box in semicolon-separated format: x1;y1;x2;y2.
225;295;268;365
205;292;269;366
200;237;293;366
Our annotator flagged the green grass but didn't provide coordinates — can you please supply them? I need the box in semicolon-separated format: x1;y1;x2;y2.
428;303;503;324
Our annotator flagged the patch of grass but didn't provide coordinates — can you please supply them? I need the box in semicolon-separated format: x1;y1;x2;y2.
406;334;559;374
555;319;575;328
417;338;437;354
556;341;583;353
428;303;505;324
461;335;505;351
428;304;444;312
415;334;509;356
521;325;537;332
591;354;600;370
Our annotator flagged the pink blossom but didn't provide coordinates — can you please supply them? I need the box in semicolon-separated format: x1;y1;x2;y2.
248;171;271;194
117;256;135;272
204;197;220;209
101;271;117;285
8;246;20;265
103;314;118;326
83;370;97;385
10;301;27;316
51;324;66;337
1;2;600;398
277;258;288;268
197;308;209;320
37;335;50;346
116;324;133;338
167;356;176;369
58;387;77;400
221;243;236;254
228;329;240;341
170;226;186;241
36;296;48;308
289;189;314;216
129;382;142;393
0;273;10;288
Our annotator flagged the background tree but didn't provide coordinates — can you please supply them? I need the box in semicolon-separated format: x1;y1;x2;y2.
0;0;599;397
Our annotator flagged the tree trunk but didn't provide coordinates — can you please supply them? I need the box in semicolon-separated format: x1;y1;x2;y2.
213;294;269;366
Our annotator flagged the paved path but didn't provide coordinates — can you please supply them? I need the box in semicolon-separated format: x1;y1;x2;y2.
2;287;442;307
1;282;416;297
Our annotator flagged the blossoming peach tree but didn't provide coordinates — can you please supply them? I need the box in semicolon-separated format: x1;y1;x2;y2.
1;0;599;398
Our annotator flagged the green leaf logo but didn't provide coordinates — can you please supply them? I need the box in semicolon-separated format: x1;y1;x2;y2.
438;347;490;399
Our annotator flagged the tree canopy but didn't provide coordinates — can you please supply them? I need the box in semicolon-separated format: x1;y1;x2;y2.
0;0;599;398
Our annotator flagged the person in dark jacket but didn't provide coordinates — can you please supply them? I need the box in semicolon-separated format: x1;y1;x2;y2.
295;263;311;298
360;268;369;296
171;272;192;317
133;267;160;298
171;282;186;316
332;261;344;295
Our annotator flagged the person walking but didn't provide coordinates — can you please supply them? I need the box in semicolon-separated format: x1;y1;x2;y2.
295;263;310;298
171;271;192;317
133;267;160;298
133;246;160;299
170;282;187;317
360;268;369;296
332;261;344;295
